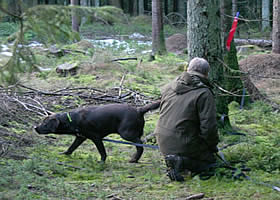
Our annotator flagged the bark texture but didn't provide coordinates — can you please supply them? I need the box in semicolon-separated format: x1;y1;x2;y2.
222;0;243;105
262;0;270;31
187;0;229;128
138;0;144;15
272;0;280;53
178;0;187;18
152;0;166;55
108;0;121;8
71;0;80;32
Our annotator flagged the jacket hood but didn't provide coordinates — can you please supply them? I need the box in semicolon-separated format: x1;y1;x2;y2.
171;72;213;94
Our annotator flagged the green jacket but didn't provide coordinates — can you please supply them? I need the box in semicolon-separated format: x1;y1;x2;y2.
155;72;219;161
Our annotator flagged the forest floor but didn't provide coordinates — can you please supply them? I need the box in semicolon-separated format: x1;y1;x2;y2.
0;18;280;200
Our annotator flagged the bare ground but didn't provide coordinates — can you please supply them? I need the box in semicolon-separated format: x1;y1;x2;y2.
239;53;280;103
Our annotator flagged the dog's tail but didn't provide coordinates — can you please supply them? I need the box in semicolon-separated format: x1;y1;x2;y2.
137;100;161;115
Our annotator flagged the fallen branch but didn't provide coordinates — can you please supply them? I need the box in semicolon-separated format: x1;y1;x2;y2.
111;57;138;62
62;48;87;55
234;38;272;47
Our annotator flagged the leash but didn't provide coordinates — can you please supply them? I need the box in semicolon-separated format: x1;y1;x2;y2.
103;137;280;192
102;137;240;151
102;138;159;150
215;152;280;192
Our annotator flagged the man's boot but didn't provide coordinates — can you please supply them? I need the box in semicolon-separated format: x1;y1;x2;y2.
165;155;184;182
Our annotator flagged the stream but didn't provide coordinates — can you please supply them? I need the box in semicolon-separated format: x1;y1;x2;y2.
0;33;152;66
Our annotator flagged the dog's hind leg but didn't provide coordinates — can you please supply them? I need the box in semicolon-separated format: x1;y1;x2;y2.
62;136;86;155
128;138;144;163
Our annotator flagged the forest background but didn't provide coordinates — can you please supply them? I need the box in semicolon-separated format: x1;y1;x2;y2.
0;0;280;199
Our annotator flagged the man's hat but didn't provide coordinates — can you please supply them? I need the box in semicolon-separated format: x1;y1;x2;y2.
187;57;210;78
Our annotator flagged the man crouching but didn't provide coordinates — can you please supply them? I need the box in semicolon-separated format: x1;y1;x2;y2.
155;57;219;181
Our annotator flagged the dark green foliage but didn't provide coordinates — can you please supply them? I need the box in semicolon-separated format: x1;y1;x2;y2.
224;101;280;173
0;22;17;37
223;42;245;104
93;5;126;24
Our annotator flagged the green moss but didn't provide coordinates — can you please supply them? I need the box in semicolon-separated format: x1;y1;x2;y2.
68;74;96;85
226;101;280;173
1;16;280;200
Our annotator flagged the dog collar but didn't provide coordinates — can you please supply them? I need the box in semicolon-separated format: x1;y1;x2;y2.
66;112;72;123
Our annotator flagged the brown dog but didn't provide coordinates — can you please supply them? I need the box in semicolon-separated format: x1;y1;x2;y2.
35;101;160;162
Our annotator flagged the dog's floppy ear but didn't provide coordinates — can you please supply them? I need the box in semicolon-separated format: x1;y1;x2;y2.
47;117;60;133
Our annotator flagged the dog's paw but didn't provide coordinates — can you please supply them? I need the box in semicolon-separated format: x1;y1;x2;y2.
59;151;71;155
97;160;105;164
129;159;138;163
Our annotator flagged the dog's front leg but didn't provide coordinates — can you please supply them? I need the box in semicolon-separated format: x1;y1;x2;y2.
129;138;144;163
91;139;107;162
62;136;86;155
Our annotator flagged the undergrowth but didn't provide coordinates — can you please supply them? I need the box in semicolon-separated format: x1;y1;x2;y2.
0;17;280;200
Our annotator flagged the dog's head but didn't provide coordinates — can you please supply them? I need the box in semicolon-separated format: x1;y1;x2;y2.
35;114;60;134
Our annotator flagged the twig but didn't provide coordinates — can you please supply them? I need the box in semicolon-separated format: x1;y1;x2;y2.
143;132;155;143
185;193;205;200
28;97;49;116
213;83;250;97
118;74;126;98
11;97;46;116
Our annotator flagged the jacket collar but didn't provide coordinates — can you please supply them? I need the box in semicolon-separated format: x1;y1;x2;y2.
172;72;214;95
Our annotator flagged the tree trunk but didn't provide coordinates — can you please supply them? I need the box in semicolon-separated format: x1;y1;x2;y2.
144;0;151;12
177;0;186;18
272;0;280;54
152;0;166;56
220;0;226;50
7;0;18;16
223;0;244;105
138;0;144;15
173;0;177;12
108;0;121;8
56;0;64;5
188;0;229;129
232;0;237;17
262;0;270;31
23;0;37;7
94;0;100;7
48;0;56;4
133;0;138;16
128;0;133;15
187;0;210;59
71;0;80;32
80;0;88;6
164;0;168;15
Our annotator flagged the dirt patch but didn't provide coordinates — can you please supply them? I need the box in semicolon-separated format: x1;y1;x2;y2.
239;53;280;103
79;62;122;75
165;33;187;54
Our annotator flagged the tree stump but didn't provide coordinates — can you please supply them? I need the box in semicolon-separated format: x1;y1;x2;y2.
56;62;79;77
